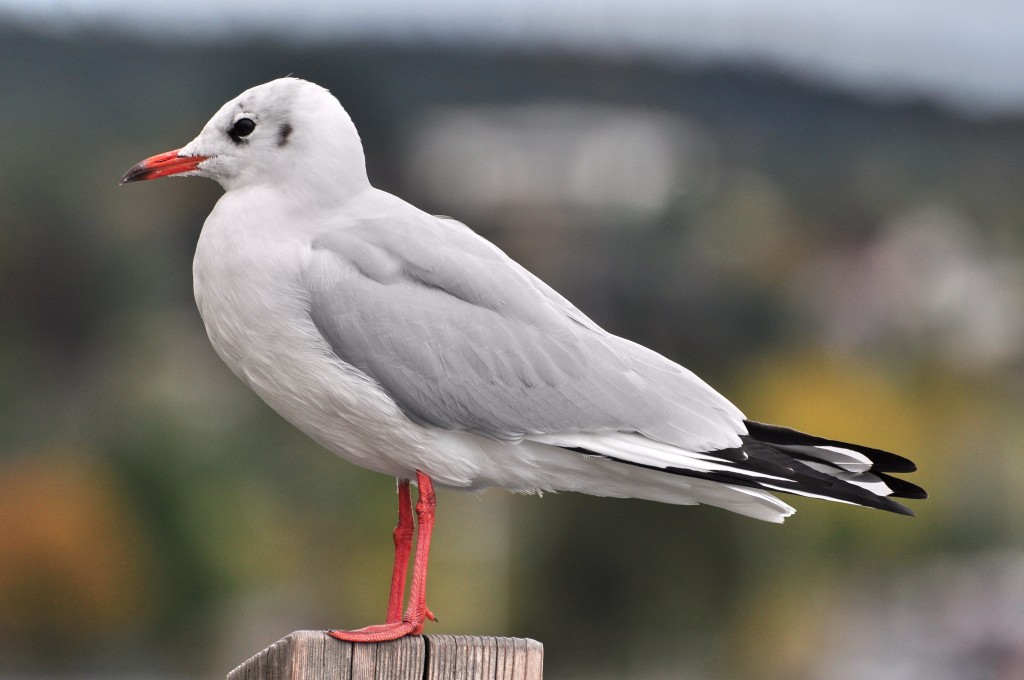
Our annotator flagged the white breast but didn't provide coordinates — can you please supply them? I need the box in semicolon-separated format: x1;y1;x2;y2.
191;193;431;480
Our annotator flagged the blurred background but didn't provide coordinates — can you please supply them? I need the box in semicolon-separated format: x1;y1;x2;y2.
1;1;1023;678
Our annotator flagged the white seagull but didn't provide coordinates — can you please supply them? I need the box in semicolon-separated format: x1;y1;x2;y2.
121;77;924;642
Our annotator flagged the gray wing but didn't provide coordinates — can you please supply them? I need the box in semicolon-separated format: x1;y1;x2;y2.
304;208;745;452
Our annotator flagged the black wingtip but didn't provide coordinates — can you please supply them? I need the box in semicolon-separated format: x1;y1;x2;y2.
741;420;925;516
879;473;929;500
744;420;919;473
880;498;916;517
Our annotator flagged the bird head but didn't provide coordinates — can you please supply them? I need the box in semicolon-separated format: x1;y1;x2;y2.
120;77;369;195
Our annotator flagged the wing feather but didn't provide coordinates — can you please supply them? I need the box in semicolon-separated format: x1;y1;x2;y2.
304;208;746;452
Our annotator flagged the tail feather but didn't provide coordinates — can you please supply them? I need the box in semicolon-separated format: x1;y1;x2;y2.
737;436;919;516
551;420;925;519
742;421;928;505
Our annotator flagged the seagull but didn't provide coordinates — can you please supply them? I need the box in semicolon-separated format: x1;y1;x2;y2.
121;77;925;642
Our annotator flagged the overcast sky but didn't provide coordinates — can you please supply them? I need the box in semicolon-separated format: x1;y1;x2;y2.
5;0;1024;114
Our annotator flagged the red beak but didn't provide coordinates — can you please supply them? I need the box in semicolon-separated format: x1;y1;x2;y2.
120;149;208;185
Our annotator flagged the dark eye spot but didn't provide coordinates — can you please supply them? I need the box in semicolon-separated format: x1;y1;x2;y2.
228;117;256;142
277;123;293;147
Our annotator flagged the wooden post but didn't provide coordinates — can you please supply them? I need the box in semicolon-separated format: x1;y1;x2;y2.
227;631;544;680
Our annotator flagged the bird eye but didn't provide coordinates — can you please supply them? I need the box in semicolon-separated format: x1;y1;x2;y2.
229;117;256;141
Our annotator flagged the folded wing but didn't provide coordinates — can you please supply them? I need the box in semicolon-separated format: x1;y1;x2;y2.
304;209;746;454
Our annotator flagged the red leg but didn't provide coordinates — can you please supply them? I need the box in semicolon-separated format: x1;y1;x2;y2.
401;470;436;630
386;480;413;623
328;471;437;642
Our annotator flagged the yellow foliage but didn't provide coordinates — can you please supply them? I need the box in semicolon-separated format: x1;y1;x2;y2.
738;350;927;455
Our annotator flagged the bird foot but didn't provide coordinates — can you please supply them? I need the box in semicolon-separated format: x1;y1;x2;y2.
328;620;422;643
327;603;438;643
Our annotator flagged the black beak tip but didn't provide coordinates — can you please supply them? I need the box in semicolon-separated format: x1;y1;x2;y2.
119;162;148;186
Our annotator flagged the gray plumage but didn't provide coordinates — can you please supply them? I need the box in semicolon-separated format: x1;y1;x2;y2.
306;206;744;452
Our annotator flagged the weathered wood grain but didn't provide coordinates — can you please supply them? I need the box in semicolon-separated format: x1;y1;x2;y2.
227;631;543;680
